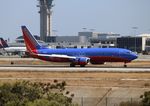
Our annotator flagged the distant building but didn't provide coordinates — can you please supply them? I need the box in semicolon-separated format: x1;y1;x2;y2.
117;34;150;53
14;31;122;49
47;36;56;43
78;32;98;38
48;32;120;48
46;36;79;43
89;33;120;48
56;36;79;43
16;35;43;43
78;32;99;44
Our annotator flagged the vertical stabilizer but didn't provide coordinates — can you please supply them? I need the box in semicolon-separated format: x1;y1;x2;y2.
0;38;9;48
21;26;41;53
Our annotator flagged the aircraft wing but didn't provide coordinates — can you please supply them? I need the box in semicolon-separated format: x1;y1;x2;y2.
37;54;76;59
35;54;90;66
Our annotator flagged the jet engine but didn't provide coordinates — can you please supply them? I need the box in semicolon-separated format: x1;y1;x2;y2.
71;57;90;67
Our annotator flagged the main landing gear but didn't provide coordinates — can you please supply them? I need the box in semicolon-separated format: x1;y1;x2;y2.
70;63;75;67
80;65;85;67
124;63;127;68
70;63;85;67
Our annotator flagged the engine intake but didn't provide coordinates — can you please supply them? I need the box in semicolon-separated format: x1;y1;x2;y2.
72;57;90;65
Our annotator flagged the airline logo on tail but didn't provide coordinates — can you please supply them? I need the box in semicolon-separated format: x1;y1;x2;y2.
0;40;3;48
21;26;41;54
0;38;8;48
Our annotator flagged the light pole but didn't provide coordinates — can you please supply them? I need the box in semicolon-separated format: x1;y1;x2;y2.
132;27;138;52
89;29;95;32
82;28;87;32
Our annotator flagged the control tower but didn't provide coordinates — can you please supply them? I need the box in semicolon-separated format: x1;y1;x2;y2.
37;0;53;42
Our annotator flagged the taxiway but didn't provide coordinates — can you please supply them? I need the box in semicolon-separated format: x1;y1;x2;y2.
0;65;150;72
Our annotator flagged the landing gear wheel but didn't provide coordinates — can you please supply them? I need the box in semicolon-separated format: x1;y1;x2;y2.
70;63;75;67
124;63;127;68
80;65;85;67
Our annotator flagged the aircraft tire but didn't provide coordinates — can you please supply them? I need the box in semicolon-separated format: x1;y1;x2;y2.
80;65;85;67
70;63;75;67
124;64;127;68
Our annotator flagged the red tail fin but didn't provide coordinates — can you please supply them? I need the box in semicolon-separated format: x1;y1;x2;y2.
0;38;9;48
21;26;41;54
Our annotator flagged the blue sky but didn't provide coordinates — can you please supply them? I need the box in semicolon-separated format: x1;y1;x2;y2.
0;0;150;42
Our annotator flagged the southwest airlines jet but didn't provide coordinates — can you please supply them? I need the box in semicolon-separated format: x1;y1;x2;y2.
21;26;138;67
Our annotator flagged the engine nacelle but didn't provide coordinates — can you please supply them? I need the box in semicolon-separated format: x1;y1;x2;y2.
72;57;90;65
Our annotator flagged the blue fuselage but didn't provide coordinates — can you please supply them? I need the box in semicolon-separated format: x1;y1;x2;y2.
36;48;138;63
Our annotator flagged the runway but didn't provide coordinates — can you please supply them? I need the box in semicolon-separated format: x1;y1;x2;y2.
0;65;150;72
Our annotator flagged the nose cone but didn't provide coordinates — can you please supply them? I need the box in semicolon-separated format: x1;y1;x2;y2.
130;53;138;60
119;49;138;62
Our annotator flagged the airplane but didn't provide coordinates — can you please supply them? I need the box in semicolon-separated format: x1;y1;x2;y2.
0;38;26;54
21;26;138;67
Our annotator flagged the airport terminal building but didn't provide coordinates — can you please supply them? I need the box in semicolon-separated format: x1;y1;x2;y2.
7;32;150;54
14;31;120;49
117;34;150;53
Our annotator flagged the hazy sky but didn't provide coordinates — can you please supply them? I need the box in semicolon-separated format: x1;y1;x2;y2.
0;0;150;41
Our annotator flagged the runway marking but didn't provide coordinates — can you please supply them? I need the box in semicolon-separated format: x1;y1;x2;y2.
121;79;150;81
